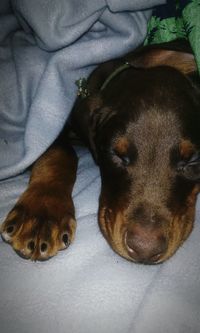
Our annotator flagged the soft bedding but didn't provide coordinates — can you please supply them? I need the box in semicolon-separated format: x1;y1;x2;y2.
1;1;200;333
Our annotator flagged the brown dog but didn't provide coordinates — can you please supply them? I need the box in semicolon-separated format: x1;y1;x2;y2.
1;39;200;264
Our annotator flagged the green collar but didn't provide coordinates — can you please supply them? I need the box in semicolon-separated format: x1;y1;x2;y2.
76;62;132;99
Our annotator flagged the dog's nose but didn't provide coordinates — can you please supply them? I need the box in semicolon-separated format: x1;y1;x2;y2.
125;224;167;264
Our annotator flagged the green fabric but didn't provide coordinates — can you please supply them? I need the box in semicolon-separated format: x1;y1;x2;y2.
145;0;200;71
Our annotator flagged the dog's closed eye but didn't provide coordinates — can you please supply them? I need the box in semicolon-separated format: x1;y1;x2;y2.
177;152;200;181
111;149;131;166
109;137;137;167
171;140;200;181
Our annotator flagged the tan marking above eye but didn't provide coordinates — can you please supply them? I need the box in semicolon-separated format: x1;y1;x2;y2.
179;139;196;160
113;137;129;155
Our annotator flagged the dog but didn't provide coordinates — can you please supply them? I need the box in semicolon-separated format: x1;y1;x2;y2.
1;39;200;264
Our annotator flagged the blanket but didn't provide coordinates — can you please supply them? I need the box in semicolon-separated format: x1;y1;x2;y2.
1;1;200;333
0;0;163;179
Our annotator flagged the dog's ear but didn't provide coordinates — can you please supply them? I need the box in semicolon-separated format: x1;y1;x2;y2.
72;59;123;160
71;94;113;163
126;41;197;75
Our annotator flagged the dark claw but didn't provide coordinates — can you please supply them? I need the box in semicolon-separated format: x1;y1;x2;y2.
6;226;14;234
62;233;69;246
40;243;48;252
27;241;35;251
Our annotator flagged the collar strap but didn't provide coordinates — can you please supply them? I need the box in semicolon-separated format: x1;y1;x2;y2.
100;62;132;91
76;62;132;99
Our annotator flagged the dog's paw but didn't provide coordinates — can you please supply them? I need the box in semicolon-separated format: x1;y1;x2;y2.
1;191;76;261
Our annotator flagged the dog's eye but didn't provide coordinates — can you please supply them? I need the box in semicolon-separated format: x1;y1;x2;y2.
176;152;200;181
118;154;130;166
111;149;131;167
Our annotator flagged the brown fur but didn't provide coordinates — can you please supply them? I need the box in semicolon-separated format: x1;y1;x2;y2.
1;39;200;264
1;146;77;260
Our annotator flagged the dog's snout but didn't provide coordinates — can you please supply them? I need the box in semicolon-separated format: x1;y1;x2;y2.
125;224;167;264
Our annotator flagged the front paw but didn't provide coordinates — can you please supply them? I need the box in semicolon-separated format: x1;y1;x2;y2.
1;194;76;260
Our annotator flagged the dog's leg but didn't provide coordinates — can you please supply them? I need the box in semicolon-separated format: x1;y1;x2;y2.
1;144;78;260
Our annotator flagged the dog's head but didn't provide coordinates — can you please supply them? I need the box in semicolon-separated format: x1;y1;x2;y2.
73;40;200;264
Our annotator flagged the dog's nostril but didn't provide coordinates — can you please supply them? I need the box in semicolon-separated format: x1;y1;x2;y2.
125;228;167;264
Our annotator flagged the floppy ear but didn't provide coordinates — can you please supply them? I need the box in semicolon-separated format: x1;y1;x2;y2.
71;94;113;163
72;56;125;162
126;40;197;75
72;52;126;150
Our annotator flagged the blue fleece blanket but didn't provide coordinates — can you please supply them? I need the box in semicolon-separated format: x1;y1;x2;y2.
0;0;164;179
